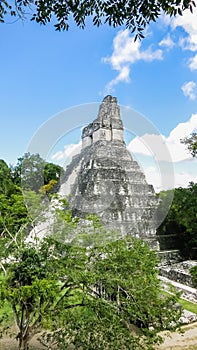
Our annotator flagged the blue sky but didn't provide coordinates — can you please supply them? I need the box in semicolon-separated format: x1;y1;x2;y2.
1;8;197;191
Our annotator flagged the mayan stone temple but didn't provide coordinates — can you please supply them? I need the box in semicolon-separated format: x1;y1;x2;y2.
60;96;159;249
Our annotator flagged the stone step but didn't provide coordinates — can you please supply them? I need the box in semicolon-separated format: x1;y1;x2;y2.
159;275;197;303
158;250;181;265
159;260;197;287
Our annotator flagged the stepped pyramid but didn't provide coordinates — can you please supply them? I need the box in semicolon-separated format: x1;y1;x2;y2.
60;96;159;249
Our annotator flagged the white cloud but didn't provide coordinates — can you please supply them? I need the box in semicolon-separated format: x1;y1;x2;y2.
105;66;130;93
128;113;197;162
51;142;82;163
168;113;197;141
189;53;197;70
171;6;197;70
172;7;197;49
128;134;165;158
144;166;162;192
144;165;197;192
103;29;163;92
159;34;175;49
51;150;65;161
181;81;197;100
174;171;197;188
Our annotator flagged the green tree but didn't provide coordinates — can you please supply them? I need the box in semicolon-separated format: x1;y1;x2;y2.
0;178;182;350
0;236;181;350
0;159;29;239
157;183;197;258
11;153;46;192
0;159;15;196
181;132;197;157
0;237;89;350
180;135;197;281
0;0;196;39
12;153;64;194
39;237;181;350
44;162;64;184
0;191;28;236
44;162;64;194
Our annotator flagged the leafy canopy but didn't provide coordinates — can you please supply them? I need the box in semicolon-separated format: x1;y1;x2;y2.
0;235;182;350
157;182;197;259
0;0;196;39
0;154;64;239
12;152;64;193
0;184;182;350
0;154;182;350
181;133;197;158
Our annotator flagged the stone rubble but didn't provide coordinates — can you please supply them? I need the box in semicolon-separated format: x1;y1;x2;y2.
179;309;197;324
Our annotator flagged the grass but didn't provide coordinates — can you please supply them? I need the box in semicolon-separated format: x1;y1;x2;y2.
161;289;197;315
178;298;197;315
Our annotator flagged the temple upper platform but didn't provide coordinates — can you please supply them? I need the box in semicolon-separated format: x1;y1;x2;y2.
82;95;124;148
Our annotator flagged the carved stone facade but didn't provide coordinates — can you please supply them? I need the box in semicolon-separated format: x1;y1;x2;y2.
82;96;124;148
60;96;159;249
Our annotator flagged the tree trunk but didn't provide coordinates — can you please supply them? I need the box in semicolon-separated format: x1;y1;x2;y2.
18;334;29;350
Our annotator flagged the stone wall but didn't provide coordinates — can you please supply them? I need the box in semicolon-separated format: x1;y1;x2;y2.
158;250;182;266
159;260;197;287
